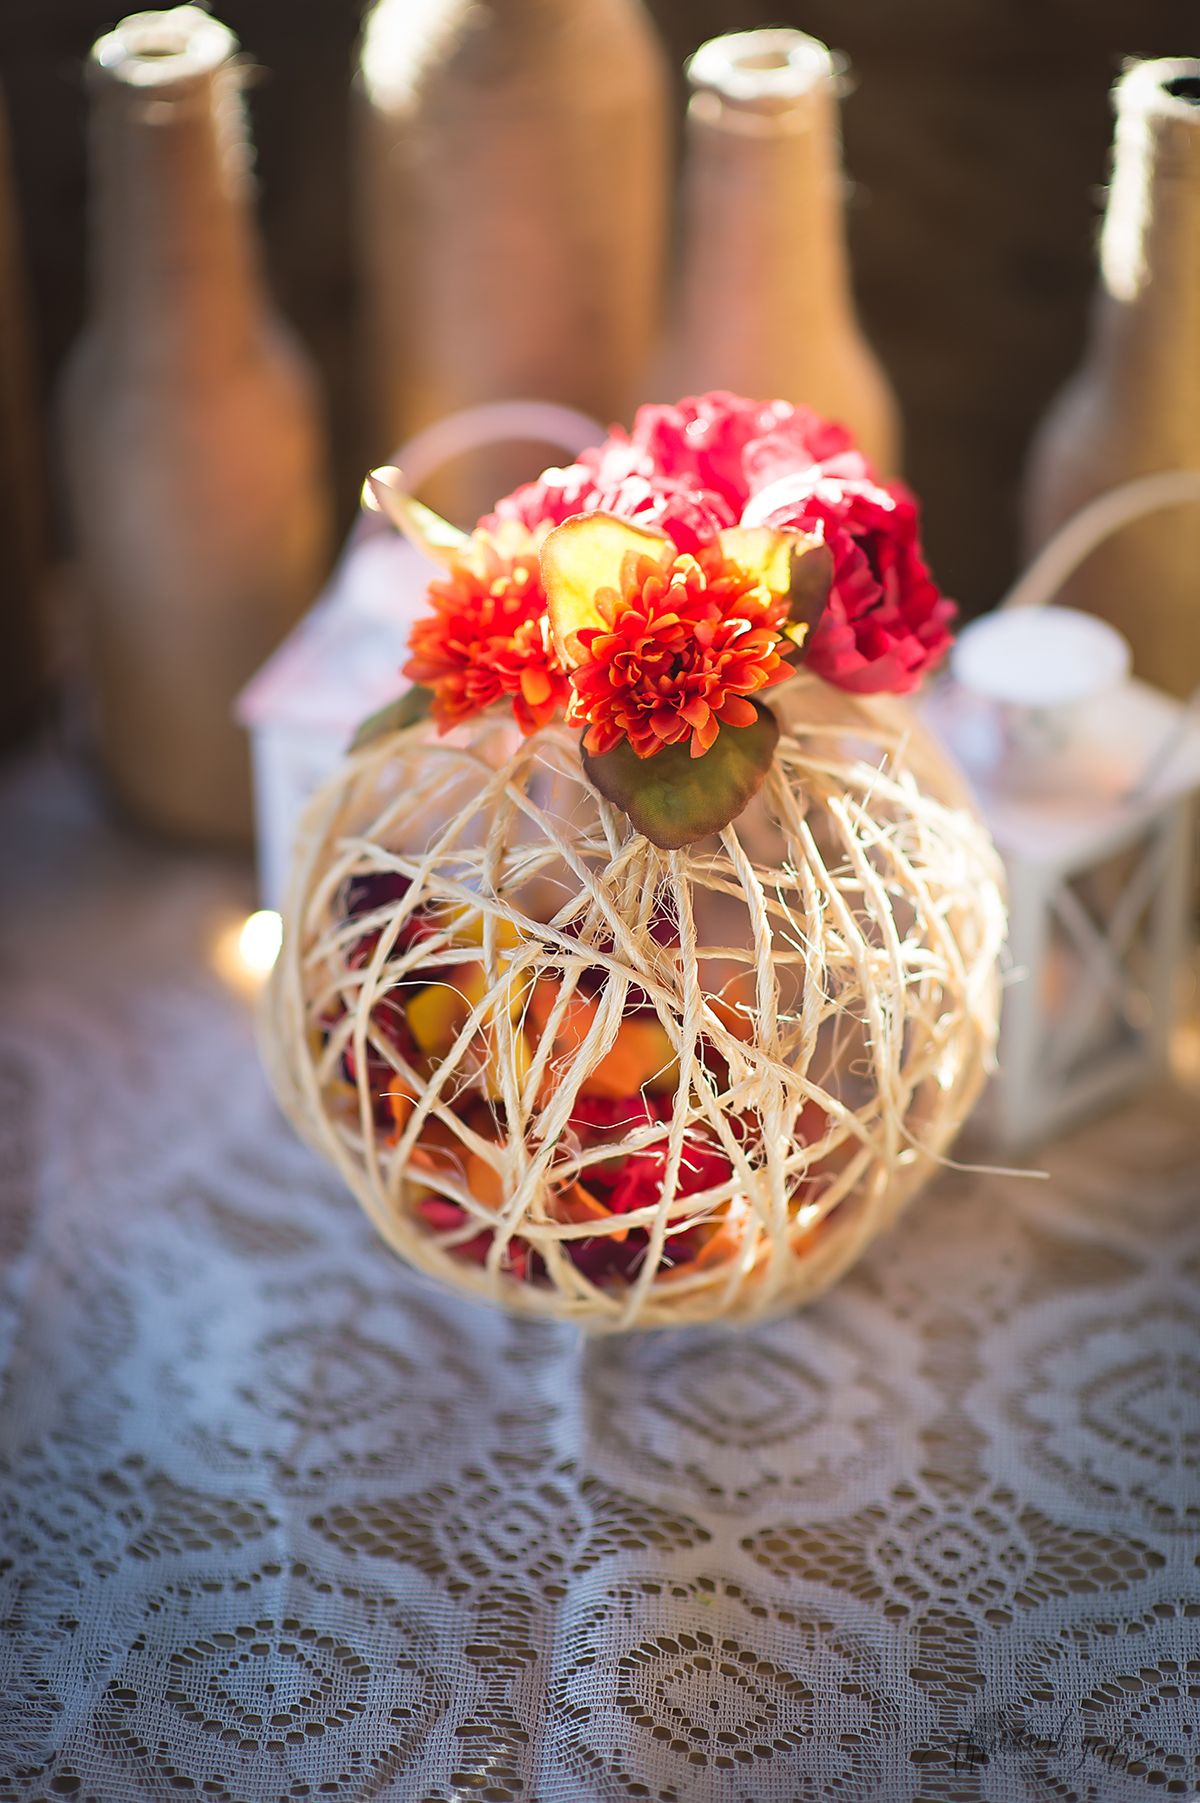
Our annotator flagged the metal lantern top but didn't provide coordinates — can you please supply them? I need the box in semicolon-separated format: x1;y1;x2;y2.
926;469;1200;870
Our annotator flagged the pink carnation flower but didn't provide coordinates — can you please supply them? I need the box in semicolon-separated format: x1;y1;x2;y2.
485;391;955;695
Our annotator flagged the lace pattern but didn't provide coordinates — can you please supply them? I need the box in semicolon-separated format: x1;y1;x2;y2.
0;753;1197;1801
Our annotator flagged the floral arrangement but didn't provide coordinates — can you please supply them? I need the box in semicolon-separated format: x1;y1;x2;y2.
380;392;954;841
262;394;1002;1329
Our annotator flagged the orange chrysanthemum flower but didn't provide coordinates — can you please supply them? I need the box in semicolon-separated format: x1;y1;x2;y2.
568;548;794;760
402;529;571;736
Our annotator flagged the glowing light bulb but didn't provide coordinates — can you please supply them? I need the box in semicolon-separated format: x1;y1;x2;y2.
211;909;283;1001
239;910;283;972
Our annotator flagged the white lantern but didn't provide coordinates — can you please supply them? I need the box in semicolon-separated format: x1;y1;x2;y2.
924;471;1200;1151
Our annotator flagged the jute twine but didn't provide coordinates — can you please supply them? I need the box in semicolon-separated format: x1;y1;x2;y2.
261;671;1004;1330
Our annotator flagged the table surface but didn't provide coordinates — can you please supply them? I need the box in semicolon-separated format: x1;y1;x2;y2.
1;748;1197;1803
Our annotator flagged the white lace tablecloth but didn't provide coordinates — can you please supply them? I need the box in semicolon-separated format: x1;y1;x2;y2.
1;749;1198;1803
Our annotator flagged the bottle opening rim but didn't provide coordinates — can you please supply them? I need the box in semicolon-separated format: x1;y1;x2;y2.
93;6;235;85
687;28;833;107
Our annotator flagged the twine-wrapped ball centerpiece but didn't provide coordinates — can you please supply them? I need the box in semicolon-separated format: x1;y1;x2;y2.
261;394;1005;1329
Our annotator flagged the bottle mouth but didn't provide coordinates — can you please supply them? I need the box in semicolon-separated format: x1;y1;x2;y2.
93;5;235;86
686;28;833;109
1115;56;1200;121
737;51;793;74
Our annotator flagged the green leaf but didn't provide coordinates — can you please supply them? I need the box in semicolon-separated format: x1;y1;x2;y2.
349;686;433;751
581;701;780;850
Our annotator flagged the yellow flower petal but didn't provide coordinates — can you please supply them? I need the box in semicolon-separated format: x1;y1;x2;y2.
366;467;470;570
541;512;672;667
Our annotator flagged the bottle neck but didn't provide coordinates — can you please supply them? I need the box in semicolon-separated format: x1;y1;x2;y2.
1095;92;1200;405
678;83;855;333
86;64;266;378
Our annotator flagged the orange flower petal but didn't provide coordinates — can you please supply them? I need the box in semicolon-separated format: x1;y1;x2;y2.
679;695;711;731
716;694;757;728
580;1018;678;1099
550;1181;627;1240
520;664;552;707
466;1152;505;1208
690;712;721;756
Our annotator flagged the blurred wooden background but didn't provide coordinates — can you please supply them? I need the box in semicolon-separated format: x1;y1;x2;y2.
0;0;1193;682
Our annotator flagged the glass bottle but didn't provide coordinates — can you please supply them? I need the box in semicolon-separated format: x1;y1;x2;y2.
1023;58;1200;700
655;28;900;476
356;0;669;525
59;6;332;843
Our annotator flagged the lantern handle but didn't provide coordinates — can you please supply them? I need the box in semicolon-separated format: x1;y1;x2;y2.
352;400;606;553
999;468;1200;612
370;400;606;504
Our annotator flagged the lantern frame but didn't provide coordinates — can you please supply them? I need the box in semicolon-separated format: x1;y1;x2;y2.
924;470;1200;1152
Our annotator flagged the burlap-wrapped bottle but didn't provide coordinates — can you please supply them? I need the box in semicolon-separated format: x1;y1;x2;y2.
656;29;900;477
355;0;669;526
60;7;332;843
1023;59;1200;700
